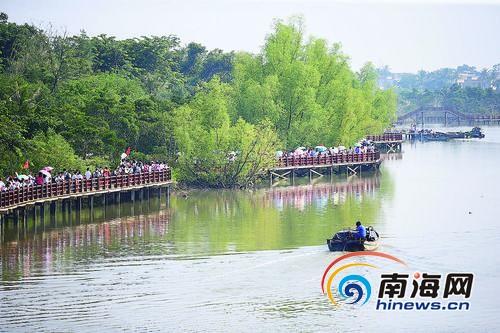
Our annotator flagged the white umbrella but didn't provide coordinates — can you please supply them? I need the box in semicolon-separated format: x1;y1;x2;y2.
43;166;54;172
295;147;306;154
315;145;327;152
39;170;51;177
120;153;128;160
17;174;29;180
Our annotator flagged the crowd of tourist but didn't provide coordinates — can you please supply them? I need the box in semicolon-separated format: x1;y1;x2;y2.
276;140;377;159
0;160;169;192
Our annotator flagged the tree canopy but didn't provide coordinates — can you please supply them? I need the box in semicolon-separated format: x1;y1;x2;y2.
232;18;396;147
0;13;396;187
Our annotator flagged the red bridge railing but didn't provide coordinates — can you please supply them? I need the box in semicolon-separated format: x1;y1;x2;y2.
0;169;171;210
366;133;403;142
276;151;380;168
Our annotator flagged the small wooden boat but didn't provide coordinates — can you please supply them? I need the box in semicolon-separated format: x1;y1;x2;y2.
326;226;380;252
420;132;449;141
446;127;485;139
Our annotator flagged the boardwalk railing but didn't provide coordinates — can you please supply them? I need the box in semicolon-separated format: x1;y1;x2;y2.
0;169;171;210
471;115;500;121
366;133;403;142
276;151;380;168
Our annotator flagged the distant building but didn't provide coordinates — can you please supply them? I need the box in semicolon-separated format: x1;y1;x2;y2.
456;72;489;89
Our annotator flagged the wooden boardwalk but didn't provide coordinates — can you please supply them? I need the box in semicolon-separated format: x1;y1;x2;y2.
270;151;381;182
366;133;403;153
0;169;172;215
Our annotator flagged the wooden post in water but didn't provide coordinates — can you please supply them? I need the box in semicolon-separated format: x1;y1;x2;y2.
50;201;56;216
50;201;57;226
75;198;81;224
12;209;19;224
67;200;72;224
32;205;37;221
131;191;135;215
39;204;45;227
61;199;66;217
0;214;3;242
103;194;107;219
166;186;170;207
89;196;94;223
22;208;27;229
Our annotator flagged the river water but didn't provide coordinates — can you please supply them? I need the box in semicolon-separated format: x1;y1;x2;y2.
1;126;500;332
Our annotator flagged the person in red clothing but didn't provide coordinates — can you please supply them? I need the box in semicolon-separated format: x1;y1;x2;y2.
103;167;110;177
102;167;111;188
35;172;44;186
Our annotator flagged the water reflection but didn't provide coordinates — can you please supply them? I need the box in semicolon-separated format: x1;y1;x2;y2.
265;176;380;211
381;152;403;161
0;174;391;281
1;198;170;281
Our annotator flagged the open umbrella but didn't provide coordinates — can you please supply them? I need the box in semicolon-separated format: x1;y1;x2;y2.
39;170;51;177
315;145;327;152
17;174;29;180
43;166;54;172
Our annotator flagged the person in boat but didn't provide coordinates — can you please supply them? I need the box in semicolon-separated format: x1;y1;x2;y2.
352;221;366;240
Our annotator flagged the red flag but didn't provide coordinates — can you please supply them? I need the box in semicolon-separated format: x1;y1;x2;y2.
125;147;131;156
22;160;30;169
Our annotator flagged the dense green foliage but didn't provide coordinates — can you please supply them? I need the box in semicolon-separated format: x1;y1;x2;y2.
398;85;500;114
173;78;279;187
0;13;233;179
0;14;396;187
377;65;500;114
233;19;396;147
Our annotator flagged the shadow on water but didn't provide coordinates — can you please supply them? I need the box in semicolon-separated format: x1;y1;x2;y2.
0;173;394;282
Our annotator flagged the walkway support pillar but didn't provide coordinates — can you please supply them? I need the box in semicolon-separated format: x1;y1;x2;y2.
166;186;170;207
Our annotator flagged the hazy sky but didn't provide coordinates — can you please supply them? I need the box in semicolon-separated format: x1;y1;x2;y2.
3;0;500;72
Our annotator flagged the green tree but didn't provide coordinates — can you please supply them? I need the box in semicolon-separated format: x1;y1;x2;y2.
25;130;84;172
173;78;279;187
54;74;147;159
232;18;396;148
